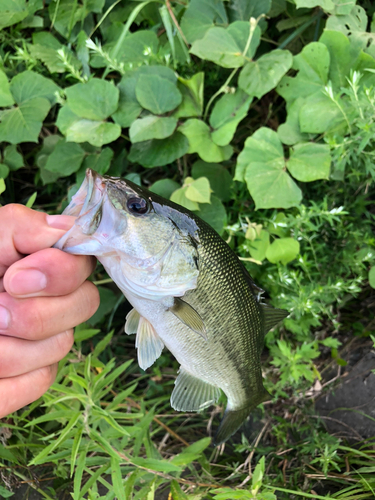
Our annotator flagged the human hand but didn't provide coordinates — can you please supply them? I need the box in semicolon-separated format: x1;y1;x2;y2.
0;204;100;418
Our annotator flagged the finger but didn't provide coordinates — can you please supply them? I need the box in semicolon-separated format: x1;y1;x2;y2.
4;248;96;298
0;364;58;419
0;281;100;340
0;330;74;378
0;204;75;274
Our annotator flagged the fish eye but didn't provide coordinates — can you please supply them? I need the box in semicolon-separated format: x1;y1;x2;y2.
127;197;149;216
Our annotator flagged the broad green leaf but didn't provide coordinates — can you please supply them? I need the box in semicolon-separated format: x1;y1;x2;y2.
190;22;261;68
76;148;113;185
294;0;334;9
330;0;356;15
0;164;9;178
178;119;233;162
65;79;119;121
30;32;80;74
48;0;84;38
45;141;85;176
10;70;59;105
319;30;359;90
326;5;375;58
112;76;142;128
170;186;199;211
248;230;270;262
66;119;121;147
175;72;204;118
130;116;177;143
191;161;232;201
0;97;50;144
210;89;252;146
0;179;5;195
29;32;64;72
150;179;181;199
269;0;286;17
227;0;272;22
369;267;375;289
0;0;28;29
193;195;227;234
91;30;159;68
3;145;24;170
128;132;189;168
298;91;345;134
36;135;63;184
133;65;178;84
110;30;159;65
277;42;330;103
135;75;182;114
235;127;302;209
0;70;14;106
288;143;331;182
185;176;211;204
180;0;228;44
268;212;290;238
239;49;293;99
266;237;300;264
277;98;308;145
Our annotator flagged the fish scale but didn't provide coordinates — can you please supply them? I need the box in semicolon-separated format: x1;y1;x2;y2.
54;169;288;445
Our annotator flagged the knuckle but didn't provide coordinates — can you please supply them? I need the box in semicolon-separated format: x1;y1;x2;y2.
37;364;57;390
2;204;29;221
78;282;100;321
54;329;74;356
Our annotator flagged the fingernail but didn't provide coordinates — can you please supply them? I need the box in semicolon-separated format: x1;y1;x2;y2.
47;215;75;230
0;305;10;329
9;269;47;296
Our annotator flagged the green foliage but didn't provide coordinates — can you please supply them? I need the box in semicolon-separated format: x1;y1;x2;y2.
1;0;375;498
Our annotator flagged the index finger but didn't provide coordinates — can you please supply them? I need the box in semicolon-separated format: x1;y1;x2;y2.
0;204;75;275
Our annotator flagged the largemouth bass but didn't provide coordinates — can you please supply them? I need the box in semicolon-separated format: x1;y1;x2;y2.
55;169;288;445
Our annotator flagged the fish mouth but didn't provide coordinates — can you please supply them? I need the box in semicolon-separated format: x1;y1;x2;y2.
54;169;107;253
63;169;105;218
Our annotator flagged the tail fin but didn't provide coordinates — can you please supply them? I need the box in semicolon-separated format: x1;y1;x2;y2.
213;389;271;446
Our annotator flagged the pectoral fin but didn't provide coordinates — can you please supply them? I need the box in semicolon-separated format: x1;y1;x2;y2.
124;308;140;334
171;367;221;412
135;317;164;370
169;298;207;340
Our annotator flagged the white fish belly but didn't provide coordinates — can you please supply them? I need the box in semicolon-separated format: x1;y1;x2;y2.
126;293;248;409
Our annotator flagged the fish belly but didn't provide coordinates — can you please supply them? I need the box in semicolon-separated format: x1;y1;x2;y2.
125;292;255;411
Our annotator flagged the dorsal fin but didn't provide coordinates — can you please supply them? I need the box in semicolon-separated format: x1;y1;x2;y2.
241;267;264;299
261;303;289;332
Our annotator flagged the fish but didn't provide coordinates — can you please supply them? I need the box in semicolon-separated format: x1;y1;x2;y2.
54;169;288;445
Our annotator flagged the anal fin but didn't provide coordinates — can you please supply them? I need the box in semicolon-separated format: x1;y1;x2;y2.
171;367;220;412
169;298;207;340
